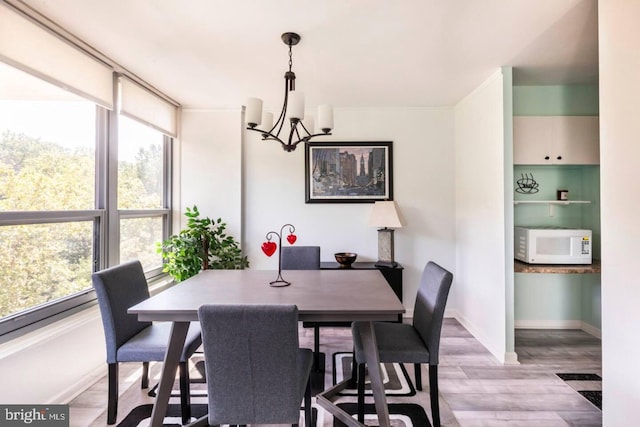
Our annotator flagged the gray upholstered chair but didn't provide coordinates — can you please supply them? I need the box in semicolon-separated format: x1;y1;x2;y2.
92;260;202;425
281;246;321;270
351;261;453;427
281;246;323;369
193;304;313;427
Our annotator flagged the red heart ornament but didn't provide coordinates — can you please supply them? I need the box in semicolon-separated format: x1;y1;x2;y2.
287;234;297;245
261;241;277;257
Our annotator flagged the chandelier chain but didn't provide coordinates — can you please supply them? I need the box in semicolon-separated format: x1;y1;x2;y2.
288;45;293;72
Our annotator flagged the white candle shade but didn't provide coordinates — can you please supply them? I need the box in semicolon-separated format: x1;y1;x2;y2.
317;104;334;131
262;112;274;131
246;97;263;126
288;91;305;120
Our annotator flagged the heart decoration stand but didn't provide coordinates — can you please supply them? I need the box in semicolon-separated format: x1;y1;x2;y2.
261;223;297;286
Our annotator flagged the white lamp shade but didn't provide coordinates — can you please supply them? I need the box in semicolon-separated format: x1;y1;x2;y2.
368;201;403;229
246;97;263;126
288;91;305;120
262;112;274;131
317;104;334;131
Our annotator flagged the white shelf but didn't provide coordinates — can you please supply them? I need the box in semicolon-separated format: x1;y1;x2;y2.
514;200;591;216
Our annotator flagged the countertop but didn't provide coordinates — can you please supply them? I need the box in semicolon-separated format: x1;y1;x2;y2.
514;259;601;274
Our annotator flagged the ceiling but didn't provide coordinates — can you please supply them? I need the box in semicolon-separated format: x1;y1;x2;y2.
19;0;598;110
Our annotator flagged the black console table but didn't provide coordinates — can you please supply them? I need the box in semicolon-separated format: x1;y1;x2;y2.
320;261;404;322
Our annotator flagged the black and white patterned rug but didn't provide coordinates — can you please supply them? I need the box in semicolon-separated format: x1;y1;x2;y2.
118;350;431;427
556;373;602;410
117;403;208;427
334;403;431;427
332;352;416;397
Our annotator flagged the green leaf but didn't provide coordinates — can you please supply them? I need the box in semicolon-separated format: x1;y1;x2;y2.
156;204;249;281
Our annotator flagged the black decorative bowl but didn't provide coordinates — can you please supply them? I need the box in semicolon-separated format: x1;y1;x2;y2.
335;252;357;268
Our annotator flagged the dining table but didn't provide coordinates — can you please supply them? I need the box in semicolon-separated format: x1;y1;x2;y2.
128;268;405;427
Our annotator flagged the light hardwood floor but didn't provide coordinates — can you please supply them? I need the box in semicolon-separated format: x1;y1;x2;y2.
69;319;602;427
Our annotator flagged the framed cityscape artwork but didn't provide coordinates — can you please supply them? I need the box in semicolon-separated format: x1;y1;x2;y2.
304;141;393;203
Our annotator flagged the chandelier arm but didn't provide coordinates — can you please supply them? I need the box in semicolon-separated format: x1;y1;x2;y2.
300;131;333;143
271;77;290;139
247;126;285;146
297;120;314;138
246;32;333;152
286;120;301;149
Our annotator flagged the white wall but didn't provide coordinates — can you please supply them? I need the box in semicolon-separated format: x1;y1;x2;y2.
0;308;105;403
598;1;640;425
453;70;509;363
180;107;456;309
243;107;457;308
179;109;244;238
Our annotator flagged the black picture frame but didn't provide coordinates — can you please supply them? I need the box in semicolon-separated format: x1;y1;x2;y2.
304;141;393;203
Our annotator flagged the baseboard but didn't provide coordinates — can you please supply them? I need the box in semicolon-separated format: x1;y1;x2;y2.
448;310;505;364
580;321;602;339
404;308;414;320
504;351;520;365
515;319;582;329
515;319;601;338
55;364;106;404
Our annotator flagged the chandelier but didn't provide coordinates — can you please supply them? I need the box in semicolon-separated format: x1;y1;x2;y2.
245;32;333;152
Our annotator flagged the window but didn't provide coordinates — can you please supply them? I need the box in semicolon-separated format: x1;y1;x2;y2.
118;116;164;210
118;116;168;271
0;62;173;336
0;222;93;319
0;65;96;211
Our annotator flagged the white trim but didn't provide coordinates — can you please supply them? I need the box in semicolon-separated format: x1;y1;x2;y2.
0;306;101;359
504;352;520;365
515;319;582;329
403;307;414;320
514;319;602;338
580;322;602;339
450;310;505;364
54;364;105;404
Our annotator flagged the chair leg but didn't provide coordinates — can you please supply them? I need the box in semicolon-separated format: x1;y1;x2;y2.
179;361;191;424
414;363;422;390
141;361;149;389
313;325;321;371
348;349;357;389
304;375;312;427
107;363;118;425
429;364;440;427
357;363;366;423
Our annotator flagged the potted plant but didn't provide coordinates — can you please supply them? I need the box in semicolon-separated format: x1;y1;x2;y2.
157;205;249;281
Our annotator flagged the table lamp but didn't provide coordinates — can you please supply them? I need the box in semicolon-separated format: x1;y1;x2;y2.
368;200;403;268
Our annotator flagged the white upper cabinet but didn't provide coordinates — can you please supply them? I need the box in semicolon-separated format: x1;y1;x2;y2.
513;116;600;165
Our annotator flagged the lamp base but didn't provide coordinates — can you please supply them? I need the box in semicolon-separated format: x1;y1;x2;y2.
377;228;396;266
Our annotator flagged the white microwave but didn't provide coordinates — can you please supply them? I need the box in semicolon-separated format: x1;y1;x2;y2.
514;226;592;264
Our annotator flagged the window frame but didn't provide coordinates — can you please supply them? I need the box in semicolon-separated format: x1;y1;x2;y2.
0;3;179;341
0;104;174;341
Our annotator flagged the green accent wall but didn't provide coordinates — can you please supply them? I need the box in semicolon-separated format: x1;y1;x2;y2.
513;84;601;332
514;85;599;116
